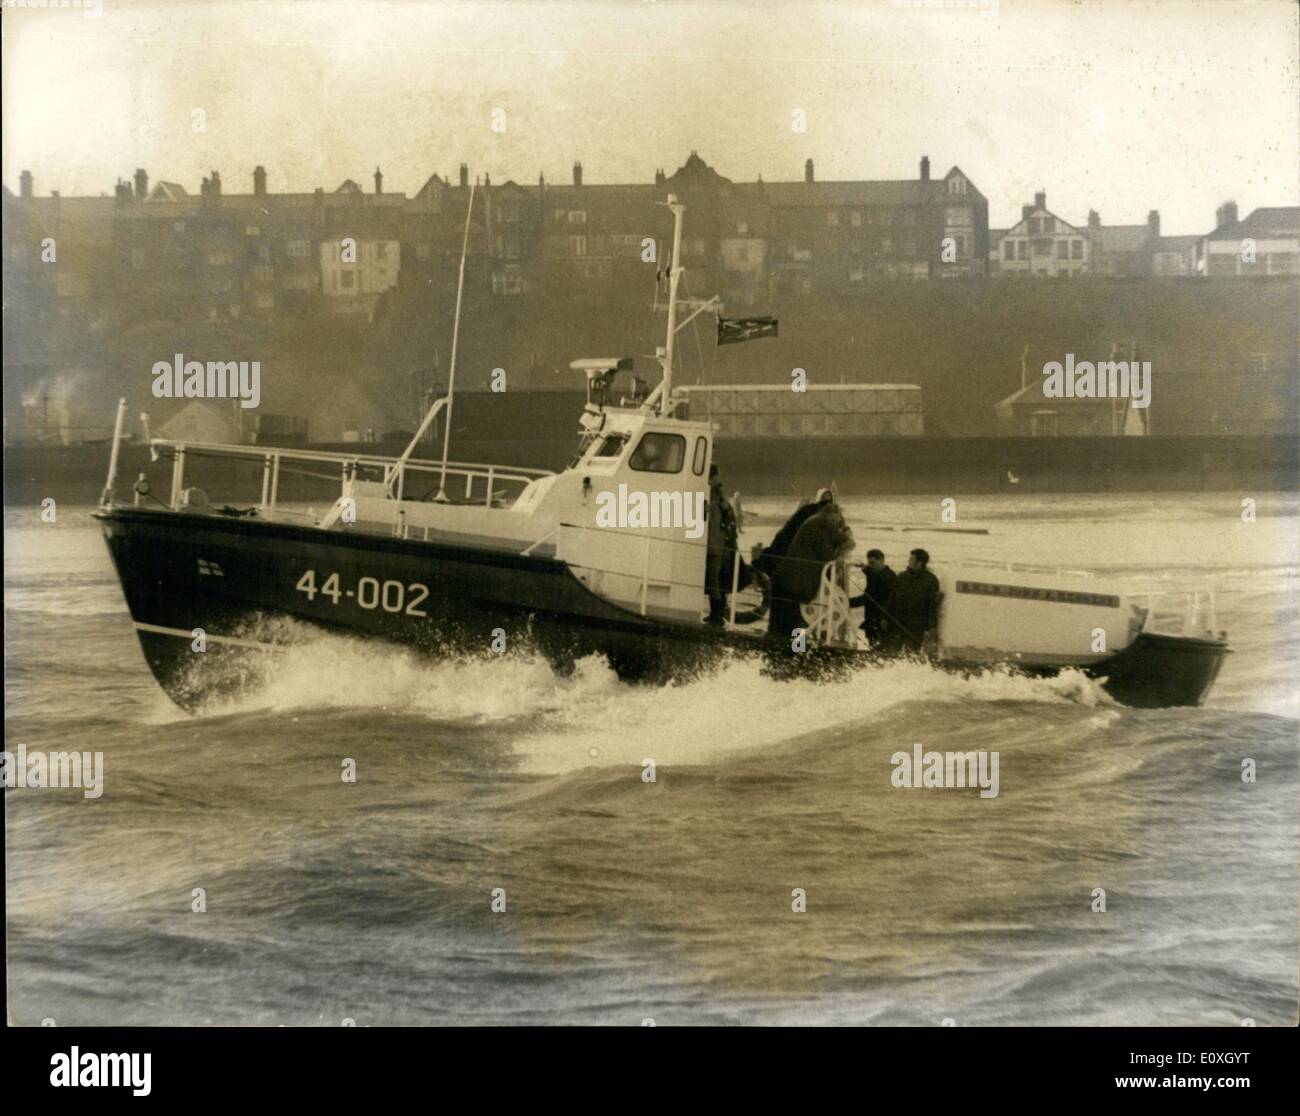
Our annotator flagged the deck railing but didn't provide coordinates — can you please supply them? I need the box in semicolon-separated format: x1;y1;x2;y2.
147;438;552;515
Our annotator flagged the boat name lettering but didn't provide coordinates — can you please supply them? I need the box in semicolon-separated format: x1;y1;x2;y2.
955;581;1120;608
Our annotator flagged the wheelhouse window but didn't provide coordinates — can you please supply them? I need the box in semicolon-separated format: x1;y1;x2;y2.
629;432;686;473
592;432;628;458
691;436;708;475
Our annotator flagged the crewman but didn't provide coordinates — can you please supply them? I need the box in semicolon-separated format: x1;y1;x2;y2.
883;548;942;656
848;548;897;647
769;500;855;639
705;465;736;624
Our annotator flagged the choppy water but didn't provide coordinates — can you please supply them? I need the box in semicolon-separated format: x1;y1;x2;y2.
4;494;1298;1025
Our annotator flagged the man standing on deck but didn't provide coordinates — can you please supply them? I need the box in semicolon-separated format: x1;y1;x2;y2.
849;548;897;647
768;500;855;640
884;548;942;656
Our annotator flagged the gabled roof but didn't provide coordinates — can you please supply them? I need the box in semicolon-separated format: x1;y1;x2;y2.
1206;206;1300;242
149;181;188;202
335;179;363;194
1001;205;1084;239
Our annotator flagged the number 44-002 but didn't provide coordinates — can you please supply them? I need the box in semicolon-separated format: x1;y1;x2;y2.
295;570;430;617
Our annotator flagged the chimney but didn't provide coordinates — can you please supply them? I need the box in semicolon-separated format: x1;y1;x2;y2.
1216;200;1238;229
484;172;491;188
374;167;383;195
254;165;267;196
654;168;666;188
1022;204;1034;222
19;169;33;199
314;186;324;223
1088;210;1101;230
134;168;148;199
573;161;583;187
538;171;546;191
1034;190;1046;211
920;155;930;183
804;158;814;184
459;163;469;188
1147;209;1160;237
115;178;133;204
209;170;222;202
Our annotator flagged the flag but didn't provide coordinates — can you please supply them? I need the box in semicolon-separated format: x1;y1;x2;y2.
717;316;779;346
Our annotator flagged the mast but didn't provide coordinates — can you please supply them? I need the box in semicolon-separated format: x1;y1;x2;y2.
660;194;686;416
388;185;476;498
436;179;477;500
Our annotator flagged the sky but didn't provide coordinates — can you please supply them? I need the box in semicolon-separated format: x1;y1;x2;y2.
2;0;1297;234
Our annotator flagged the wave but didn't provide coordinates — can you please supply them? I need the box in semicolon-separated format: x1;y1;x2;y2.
168;626;1114;773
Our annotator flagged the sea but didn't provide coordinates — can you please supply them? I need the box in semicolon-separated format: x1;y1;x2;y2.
4;492;1297;1026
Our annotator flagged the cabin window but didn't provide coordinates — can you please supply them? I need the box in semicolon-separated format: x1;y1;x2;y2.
691;436;707;475
629;432;686;474
592;433;628;458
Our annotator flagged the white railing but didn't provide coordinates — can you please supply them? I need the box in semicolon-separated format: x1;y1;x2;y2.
947;557;1096;579
147;438;552;516
1128;586;1219;638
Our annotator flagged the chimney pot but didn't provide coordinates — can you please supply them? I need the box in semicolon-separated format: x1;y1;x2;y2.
19;169;33;199
804;158;814;184
1088;210;1101;229
573;161;583;187
459;162;469;188
253;165;267;197
1034;190;1046;210
134;168;148;199
920;156;930;183
1147;209;1159;236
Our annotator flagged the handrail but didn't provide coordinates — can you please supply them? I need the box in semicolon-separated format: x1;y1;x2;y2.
148;437;553;478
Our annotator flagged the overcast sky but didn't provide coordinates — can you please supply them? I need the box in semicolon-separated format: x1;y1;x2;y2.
3;0;1297;233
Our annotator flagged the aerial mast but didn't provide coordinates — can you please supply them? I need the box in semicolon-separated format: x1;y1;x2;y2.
659;194;686;416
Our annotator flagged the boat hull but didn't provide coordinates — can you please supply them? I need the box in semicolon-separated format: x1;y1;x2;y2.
96;508;1227;710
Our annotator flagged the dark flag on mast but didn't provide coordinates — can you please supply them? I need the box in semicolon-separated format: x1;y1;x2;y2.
716;315;779;346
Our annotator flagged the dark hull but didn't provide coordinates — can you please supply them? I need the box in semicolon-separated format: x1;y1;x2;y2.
96;507;1227;711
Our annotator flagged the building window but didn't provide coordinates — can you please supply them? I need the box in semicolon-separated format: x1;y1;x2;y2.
416;243;431;260
827;211;839;227
737;221;748;235
1029;412;1058;436
339;271;356;291
1018;241;1029;260
245;226;261;237
1072;239;1084;259
1003;241;1013;260
568;210;587;225
501;204;519;223
253;265;274;281
947;178;967;195
130;247;145;269
849;268;864;282
1057;239;1069;260
850;211;862;227
946;207;971;226
287;239;310;257
735;246;749;263
903;209;916;226
881;237;892;256
571;235;587;257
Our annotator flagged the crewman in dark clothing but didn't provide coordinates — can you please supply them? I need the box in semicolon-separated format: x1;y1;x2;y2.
768;500;855;639
705;465;740;624
883;548;942;656
759;488;834;638
848;548;897;647
754;488;833;581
